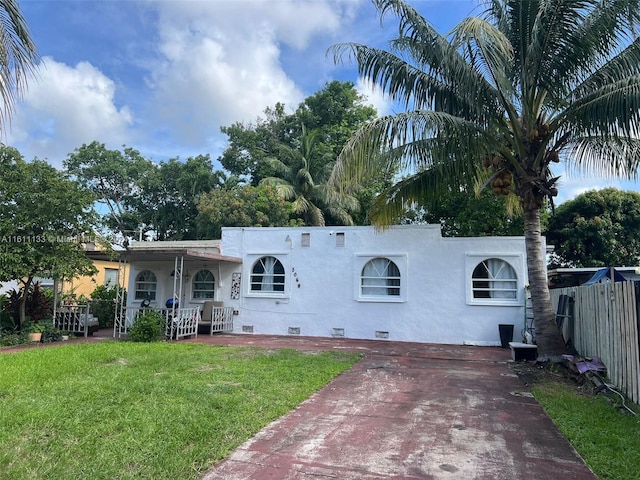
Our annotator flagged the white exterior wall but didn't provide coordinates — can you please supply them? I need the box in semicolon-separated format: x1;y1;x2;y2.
127;259;226;310
220;225;536;346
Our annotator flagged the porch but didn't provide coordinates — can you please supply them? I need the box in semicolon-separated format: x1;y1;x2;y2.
117;240;241;339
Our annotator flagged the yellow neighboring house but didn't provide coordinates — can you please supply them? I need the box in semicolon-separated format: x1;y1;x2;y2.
61;244;129;299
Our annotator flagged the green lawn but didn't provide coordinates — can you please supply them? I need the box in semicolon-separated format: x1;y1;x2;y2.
0;342;360;480
533;381;640;480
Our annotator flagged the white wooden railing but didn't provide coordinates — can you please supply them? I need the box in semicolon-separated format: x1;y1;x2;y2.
55;304;94;337
113;304;233;339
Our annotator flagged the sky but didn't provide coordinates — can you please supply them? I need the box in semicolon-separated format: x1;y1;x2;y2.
6;0;639;205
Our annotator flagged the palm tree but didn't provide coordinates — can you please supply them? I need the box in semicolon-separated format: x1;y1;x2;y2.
261;125;358;226
330;0;640;359
0;0;39;130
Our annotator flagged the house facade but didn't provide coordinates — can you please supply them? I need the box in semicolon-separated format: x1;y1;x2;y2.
124;225;537;346
60;245;130;299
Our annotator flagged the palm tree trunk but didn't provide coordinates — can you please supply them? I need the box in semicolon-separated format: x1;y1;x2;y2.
523;206;566;359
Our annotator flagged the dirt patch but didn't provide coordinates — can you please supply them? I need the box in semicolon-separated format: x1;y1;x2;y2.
509;360;590;392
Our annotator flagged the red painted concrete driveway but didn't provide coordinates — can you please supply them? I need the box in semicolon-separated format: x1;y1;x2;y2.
193;335;596;480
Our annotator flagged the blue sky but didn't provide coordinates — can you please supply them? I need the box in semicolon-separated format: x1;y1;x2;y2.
7;0;637;204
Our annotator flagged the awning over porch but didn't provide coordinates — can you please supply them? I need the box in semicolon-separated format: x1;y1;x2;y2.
123;240;242;264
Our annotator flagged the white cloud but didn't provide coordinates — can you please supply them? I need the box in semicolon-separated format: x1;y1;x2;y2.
147;0;364;146
6;57;133;166
355;77;394;116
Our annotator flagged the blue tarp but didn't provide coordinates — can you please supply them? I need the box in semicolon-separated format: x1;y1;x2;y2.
583;267;627;285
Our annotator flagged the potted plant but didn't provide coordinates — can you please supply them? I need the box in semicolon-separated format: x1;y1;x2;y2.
27;322;45;342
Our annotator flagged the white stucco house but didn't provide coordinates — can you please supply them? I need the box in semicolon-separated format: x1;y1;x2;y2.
122;225;538;346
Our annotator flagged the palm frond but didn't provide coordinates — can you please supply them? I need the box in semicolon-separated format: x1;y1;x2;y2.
571;38;640;101
331;110;496;193
332;0;502;123
262;156;291;178
260;178;297;201
556;74;640;138
291;196;325;226
367;164;465;226
0;0;39;129
450;16;514;95
564;136;640;180
296;168;314;188
545;0;640;99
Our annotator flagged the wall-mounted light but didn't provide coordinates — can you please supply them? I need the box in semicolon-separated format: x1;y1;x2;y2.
285;235;292;243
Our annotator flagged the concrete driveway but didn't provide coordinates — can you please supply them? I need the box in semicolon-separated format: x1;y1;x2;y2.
193;335;596;480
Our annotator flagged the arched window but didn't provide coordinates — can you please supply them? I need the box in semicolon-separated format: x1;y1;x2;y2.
472;258;517;299
135;270;157;300
250;256;285;292
192;270;215;299
361;257;401;297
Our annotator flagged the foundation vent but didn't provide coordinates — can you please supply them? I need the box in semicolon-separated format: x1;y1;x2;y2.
375;331;389;339
242;325;254;333
332;328;345;337
288;327;301;335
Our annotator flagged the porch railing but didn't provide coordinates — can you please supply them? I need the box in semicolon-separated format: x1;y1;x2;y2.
55;304;95;337
208;307;234;334
114;306;202;340
167;307;200;340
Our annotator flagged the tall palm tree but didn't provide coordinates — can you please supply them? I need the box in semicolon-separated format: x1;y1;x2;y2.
330;0;640;359
0;0;39;130
261;125;358;226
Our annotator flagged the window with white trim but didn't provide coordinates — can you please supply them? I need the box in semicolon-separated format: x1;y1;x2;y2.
104;268;119;286
250;256;285;292
355;254;407;302
135;270;157;300
472;258;518;299
192;270;215;299
361;257;401;297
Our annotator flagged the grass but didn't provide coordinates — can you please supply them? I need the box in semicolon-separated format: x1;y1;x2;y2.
532;378;640;480
0;342;360;480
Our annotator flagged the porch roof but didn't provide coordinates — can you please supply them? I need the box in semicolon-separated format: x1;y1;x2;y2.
123;240;242;264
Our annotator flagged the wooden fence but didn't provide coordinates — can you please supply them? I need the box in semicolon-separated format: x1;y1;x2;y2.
550;281;640;404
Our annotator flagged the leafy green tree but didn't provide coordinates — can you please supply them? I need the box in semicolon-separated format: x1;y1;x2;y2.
0;0;39;131
219;81;378;187
261;126;359;226
219;104;291;184
294;80;377;158
547;188;640;268
405;187;527;237
89;284;125;328
330;0;640;358
196;184;293;239
64;141;155;241
0;146;97;328
135;155;224;240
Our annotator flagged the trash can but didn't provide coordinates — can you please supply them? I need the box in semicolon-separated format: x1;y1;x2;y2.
498;324;514;348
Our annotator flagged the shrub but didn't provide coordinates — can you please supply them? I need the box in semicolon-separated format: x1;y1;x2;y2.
0;294;16;332
0;331;28;347
90;285;125;328
128;311;164;342
40;321;62;343
6;282;54;326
